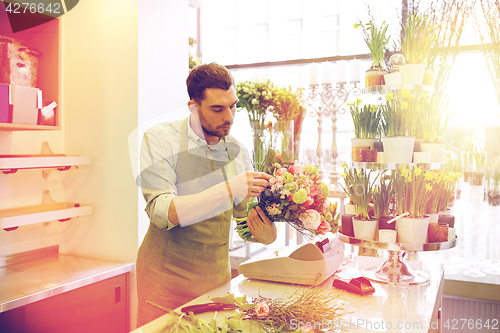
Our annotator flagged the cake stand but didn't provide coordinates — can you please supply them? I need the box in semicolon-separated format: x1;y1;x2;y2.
337;231;457;285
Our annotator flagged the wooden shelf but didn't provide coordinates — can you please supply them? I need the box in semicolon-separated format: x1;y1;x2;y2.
0;155;91;174
0;202;93;229
0;123;60;131
351;161;444;170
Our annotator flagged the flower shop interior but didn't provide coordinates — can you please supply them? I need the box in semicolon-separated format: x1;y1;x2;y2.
1;0;500;332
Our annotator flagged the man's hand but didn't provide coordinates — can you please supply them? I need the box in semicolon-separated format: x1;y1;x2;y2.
247;206;277;245
228;171;271;200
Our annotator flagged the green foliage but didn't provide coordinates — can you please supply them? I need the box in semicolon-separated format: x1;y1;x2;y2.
400;13;437;64
340;163;380;220
355;21;390;68
270;85;305;122
348;98;382;139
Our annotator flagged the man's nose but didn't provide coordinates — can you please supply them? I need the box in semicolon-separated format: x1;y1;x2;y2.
223;107;234;122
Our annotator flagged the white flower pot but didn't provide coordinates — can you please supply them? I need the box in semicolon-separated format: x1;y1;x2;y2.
379;229;397;243
382;136;415;163
351;138;379;150
400;63;425;85
365;68;388;87
353;218;378;241
377;152;385;163
384;72;402;85
396;216;430;243
427;212;439;223
345;204;356;215
420;142;446;163
423;69;434;86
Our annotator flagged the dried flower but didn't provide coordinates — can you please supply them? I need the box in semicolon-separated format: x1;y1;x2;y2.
254;302;270;317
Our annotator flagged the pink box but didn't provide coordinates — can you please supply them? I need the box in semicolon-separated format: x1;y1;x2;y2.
0;83;9;123
12;85;38;124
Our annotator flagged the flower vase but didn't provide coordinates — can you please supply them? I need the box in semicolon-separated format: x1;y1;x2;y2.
400;63;425;85
353;218;378;240
396;216;430;243
249;120;267;171
420;142;446;163
381;136;415;163
276;119;294;158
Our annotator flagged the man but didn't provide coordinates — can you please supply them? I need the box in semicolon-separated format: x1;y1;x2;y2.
136;63;277;326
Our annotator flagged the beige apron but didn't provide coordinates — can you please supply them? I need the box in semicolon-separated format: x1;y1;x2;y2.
136;117;238;326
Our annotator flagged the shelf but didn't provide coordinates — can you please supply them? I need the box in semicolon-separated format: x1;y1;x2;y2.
337;231;457;252
0;202;93;230
351;161;444;170
0;155;91;174
362;84;434;95
0;123;60;131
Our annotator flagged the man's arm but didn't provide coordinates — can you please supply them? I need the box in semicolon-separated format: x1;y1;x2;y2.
168;171;270;225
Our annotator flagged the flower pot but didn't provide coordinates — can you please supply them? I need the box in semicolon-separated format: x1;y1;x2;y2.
423;69;434;86
351;138;379;150
413;152;431;163
345;204;356;215
340;214;355;237
400;63;425;85
469;171;485;186
378;216;396;230
428;223;448;243
396;216;430;243
438;208;452;216
353;217;378;240
365;68;388;87
384;72;402;85
352;146;369;162
420;142;446;163
360;148;377;162
377;152;385;163
438;214;455;228
427;212;439;223
381;136;415;163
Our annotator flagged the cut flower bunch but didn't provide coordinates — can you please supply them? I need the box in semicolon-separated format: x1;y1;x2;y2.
235;149;339;241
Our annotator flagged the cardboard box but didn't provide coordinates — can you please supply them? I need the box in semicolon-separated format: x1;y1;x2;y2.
12;85;38;124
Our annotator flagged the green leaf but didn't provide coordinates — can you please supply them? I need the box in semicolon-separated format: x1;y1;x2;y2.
209;293;234;304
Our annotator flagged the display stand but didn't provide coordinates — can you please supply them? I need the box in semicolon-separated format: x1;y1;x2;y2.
337;231;457;285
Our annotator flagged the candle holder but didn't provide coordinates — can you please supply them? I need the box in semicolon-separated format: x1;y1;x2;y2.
305;82;361;196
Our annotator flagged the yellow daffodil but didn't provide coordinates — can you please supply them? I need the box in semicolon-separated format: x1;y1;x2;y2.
400;101;409;110
400;165;409;177
385;92;394;101
424;171;435;181
400;89;415;99
426;183;433;192
414;167;423;177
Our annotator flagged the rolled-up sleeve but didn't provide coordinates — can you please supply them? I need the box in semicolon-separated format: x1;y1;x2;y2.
232;142;254;220
139;130;178;230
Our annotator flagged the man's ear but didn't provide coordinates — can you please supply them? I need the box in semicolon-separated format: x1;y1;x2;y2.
188;101;197;114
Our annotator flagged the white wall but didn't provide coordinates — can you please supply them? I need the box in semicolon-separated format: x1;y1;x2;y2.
136;0;189;246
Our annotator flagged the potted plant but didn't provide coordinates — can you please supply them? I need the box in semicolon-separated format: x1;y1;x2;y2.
399;13;436;85
373;173;395;231
380;91;415;163
393;165;434;243
348;98;382;162
339;162;357;236
341;165;380;240
354;21;390;87
487;158;500;206
236;79;276;170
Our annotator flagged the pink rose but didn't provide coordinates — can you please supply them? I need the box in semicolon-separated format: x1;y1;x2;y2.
276;153;281;160
275;167;286;176
302;197;314;208
288;162;305;175
318;220;332;235
309;184;319;197
254;302;269;317
298;209;321;230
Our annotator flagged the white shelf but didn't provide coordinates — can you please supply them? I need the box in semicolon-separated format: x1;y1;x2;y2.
0;155;91;174
0;202;93;229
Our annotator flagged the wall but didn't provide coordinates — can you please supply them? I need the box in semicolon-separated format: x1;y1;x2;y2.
61;0;139;263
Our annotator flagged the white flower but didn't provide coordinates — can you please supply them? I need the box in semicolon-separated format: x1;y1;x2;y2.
243;87;249;93
298;209;321;230
251;98;258;105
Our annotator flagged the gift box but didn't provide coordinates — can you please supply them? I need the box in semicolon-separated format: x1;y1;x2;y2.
11;85;38;124
0;83;9;123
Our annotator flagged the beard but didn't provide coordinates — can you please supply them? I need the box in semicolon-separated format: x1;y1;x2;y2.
197;111;232;138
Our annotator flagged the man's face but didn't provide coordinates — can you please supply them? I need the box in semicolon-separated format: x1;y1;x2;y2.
195;86;238;140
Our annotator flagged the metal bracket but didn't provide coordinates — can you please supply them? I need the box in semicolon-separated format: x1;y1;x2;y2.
42;189;57;226
41;141;54;178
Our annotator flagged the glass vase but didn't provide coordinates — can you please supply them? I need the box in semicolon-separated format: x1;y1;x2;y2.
275;119;294;160
249;119;267;171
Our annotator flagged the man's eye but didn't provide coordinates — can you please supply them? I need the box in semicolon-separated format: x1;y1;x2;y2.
212;108;223;112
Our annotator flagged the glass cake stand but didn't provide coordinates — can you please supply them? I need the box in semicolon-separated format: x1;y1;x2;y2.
337;231;457;285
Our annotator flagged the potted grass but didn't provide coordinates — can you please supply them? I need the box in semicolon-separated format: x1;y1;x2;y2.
339;162;357;236
418;97;453;163
373;174;395;231
348;98;382;162
487;158;500;206
355;21;390;87
400;13;436;85
394;165;434;243
380;90;415;163
341;165;380;240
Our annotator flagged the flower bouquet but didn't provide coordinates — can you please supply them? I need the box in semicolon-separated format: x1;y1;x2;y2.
235;149;339;241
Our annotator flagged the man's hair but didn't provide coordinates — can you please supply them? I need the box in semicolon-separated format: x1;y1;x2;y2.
186;63;235;103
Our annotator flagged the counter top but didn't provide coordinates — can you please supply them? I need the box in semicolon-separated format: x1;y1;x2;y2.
0;252;135;313
132;255;444;333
